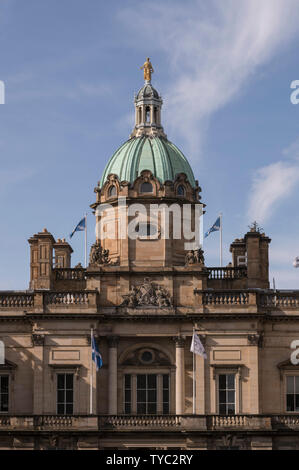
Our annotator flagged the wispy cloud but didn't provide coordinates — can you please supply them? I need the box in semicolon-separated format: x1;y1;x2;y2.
119;0;299;155
247;160;299;223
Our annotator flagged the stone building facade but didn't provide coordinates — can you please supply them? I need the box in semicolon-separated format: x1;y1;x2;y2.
0;72;299;450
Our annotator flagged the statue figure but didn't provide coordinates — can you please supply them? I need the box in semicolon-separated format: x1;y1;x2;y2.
194;248;205;264
89;241;111;266
185;248;205;265
140;57;154;82
185;250;195;265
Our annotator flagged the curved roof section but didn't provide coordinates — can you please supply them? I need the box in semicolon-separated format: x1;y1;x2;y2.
100;136;196;188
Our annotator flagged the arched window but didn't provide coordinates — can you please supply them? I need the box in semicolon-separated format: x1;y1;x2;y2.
177;185;185;196
145;106;150;123
154;107;157;123
138;107;142;124
108;185;117;197
140;182;153;193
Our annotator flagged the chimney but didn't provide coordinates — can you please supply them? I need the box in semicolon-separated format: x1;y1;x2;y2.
28;228;55;290
54;238;73;268
245;224;271;288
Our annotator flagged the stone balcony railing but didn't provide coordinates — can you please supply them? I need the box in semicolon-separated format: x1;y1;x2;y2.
54;268;86;281
207;267;247;280
0;290;98;313
0;292;34;308
259;292;299;309
0;414;296;432
1;289;299;314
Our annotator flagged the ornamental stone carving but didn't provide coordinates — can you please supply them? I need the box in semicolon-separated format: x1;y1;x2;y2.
247;333;264;348
185;248;205;266
31;334;45;346
89;241;110;266
121;278;172;308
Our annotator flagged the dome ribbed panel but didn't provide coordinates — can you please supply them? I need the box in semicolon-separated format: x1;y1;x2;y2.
100;136;196;188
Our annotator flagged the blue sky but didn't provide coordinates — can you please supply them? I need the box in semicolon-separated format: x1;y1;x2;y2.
1;0;299;289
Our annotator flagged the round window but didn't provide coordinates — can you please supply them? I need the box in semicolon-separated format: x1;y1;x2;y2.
140;350;154;363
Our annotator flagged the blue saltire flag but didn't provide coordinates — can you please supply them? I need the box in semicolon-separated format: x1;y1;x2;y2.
70;217;86;239
204;216;221;239
92;333;103;371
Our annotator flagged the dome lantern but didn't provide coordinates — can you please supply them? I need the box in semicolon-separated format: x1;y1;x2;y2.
131;58;166;139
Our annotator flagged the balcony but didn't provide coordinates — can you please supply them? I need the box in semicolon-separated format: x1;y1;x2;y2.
0;290;98;314
0;414;291;432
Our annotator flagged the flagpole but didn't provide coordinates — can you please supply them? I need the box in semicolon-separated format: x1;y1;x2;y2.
219;212;223;267
192;328;196;414
85;213;87;268
90;327;93;415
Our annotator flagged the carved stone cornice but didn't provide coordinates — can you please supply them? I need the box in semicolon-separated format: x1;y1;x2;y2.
172;336;186;348
107;335;119;348
31;334;45;346
247;333;263;348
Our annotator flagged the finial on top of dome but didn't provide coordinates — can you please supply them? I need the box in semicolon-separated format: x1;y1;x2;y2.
140;57;154;83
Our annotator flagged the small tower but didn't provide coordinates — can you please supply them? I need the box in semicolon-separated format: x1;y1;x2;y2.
131;58;166;138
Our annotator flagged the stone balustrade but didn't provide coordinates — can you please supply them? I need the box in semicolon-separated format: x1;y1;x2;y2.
54;268;86;281
202;291;249;305
207;267;247;280
0;414;290;431
1;288;299;313
259;292;299;308
0;293;34;308
100;414;182;429
45;292;89;305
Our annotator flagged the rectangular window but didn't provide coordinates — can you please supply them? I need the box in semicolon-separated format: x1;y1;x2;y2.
0;375;9;412
286;376;299;412
137;374;157;414
57;373;74;415
218;374;235;415
124;374;132;414
123;374;170;414
162;374;170;414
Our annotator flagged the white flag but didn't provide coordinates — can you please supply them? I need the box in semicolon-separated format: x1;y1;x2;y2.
190;333;207;359
293;256;299;268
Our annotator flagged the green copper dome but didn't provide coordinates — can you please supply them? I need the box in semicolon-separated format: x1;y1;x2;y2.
100;136;196;188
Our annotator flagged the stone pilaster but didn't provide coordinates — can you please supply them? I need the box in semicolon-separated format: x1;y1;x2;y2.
173;336;185;415
107;336;119;414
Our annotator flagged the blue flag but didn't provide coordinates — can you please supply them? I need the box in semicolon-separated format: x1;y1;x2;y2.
92;333;103;371
204;216;221;238
70;217;86;239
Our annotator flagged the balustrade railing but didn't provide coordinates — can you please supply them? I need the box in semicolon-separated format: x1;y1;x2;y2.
100;415;181;428
34;415;74;427
54;268;86;281
203;291;249;305
207;267;247;280
44;292;89;305
209;415;248;428
259;292;299;308
0;414;296;431
0;293;34;308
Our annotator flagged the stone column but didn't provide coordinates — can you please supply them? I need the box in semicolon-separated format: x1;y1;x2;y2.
173;336;185;415
107;336;119;415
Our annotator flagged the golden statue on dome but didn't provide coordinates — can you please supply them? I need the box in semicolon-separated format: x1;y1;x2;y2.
140;57;154;81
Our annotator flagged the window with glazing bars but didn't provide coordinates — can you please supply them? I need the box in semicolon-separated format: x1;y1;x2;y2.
218;374;235;415
0;376;8;412
57;373;74;415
